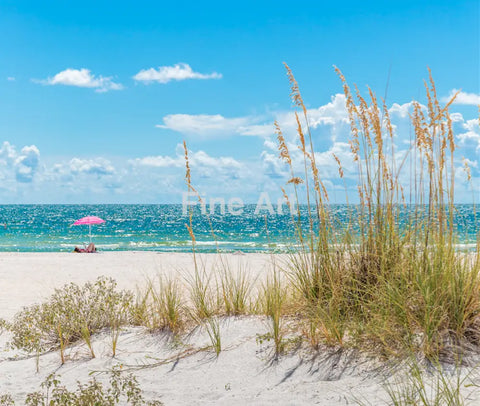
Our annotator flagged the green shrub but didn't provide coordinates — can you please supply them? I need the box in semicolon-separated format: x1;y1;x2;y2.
1;366;162;405
9;277;134;362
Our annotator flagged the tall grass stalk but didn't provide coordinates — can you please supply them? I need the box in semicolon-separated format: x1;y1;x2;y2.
80;324;95;358
134;276;184;334
187;266;215;320
262;271;286;357
382;358;472;406
56;324;66;365
218;262;253;316
205;317;222;356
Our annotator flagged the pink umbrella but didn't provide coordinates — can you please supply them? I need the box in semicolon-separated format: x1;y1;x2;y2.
73;216;105;243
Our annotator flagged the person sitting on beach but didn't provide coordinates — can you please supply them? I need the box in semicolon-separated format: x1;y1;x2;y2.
73;243;97;253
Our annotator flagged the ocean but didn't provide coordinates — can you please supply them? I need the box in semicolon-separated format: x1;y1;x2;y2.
0;204;477;252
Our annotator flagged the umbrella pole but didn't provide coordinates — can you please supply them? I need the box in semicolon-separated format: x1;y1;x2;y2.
89;224;92;243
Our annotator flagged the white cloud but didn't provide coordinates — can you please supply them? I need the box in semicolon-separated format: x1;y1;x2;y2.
389;102;414;118
457;117;480;152
156;114;273;137
0;142;40;183
133;63;222;84
131;145;242;173
6;77;15;81
15;146;40;183
260;151;288;179
307;94;349;126
1;89;479;203
156;95;350;140
0;141;17;164
273;94;351;144
48;157;116;187
68;158;115;176
442;89;480;106
450;112;464;123
132;155;181;168
36;68;123;92
192;150;242;170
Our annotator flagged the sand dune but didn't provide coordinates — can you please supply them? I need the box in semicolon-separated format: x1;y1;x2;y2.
0;252;479;405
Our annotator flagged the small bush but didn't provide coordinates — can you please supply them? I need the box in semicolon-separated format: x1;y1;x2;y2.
8;277;134;362
1;366;162;405
0;394;14;406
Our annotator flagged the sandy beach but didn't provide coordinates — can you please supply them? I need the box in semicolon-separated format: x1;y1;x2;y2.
0;252;277;320
0;252;478;405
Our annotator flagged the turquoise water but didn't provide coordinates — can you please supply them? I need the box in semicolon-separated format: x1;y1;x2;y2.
0;205;477;252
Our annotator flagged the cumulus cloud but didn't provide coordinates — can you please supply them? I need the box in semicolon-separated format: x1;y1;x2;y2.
457;117;480;152
131;155;181;168
442;89;480;106
36;68;123;92
0;141;17;164
69;158;115;176
51;158;116;179
191;150;242;170
0;142;40;183
1;89;479;203
131;145;242;173
306;94;349;126
15;145;40;183
156;94;351;141
133;63;222;84
156;114;272;137
389;102;415;118
260;151;288;179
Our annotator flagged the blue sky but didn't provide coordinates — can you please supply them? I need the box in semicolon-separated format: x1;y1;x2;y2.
0;0;478;203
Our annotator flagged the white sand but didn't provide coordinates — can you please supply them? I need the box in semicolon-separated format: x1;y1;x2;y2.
0;252;479;405
0;252;277;320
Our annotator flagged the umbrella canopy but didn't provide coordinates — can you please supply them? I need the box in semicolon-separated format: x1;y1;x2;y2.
73;216;105;243
73;216;105;226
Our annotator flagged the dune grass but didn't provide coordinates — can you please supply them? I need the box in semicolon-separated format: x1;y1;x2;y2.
383;360;470;406
257;64;480;360
134;276;185;334
179;65;480;362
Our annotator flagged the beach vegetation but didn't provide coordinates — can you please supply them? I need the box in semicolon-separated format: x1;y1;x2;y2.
353;356;477;406
204;317;222;356
261;270;286;356
185;267;223;355
0;366;162;405
383;361;468;406
187;265;216;321
177;63;480;368
134;276;185;334
7;277;133;363
217;261;253;316
0;395;14;406
264;64;480;360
